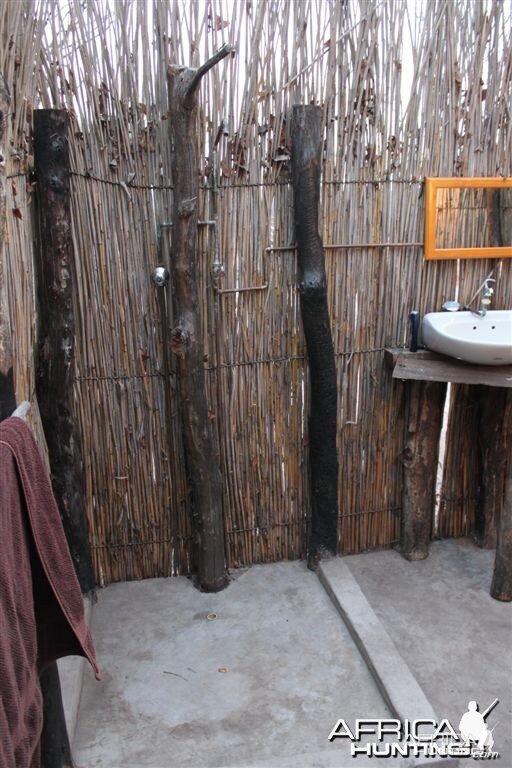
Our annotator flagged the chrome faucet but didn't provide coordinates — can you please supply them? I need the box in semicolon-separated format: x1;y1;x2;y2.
479;278;495;316
458;275;496;317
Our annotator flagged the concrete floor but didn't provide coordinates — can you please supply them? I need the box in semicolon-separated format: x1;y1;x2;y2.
343;539;512;767
73;541;512;768
73;562;391;768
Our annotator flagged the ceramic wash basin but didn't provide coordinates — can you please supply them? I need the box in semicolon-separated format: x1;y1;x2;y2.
422;310;512;366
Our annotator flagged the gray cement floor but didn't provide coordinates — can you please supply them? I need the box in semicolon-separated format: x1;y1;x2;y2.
74;562;391;768
73;541;512;768
343;539;512;767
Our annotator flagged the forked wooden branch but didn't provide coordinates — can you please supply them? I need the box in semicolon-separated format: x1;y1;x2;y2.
167;45;234;592
186;44;233;104
180;44;234;108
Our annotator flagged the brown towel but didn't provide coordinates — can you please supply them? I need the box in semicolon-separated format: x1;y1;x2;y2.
0;417;100;768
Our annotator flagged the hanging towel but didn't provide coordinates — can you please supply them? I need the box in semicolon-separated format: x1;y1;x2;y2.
0;416;100;768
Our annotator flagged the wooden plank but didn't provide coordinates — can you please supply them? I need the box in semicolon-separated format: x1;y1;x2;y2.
386;349;512;388
384;348;433;368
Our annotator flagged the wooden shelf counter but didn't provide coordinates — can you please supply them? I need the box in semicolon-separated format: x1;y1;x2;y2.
385;348;512;388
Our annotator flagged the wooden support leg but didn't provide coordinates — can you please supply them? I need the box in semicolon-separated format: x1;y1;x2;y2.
490;392;512;601
401;380;446;560
474;385;508;549
491;470;512;601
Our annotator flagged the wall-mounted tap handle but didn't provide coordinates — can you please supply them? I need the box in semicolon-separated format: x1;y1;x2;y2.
151;266;170;287
483;278;495;298
466;274;497;308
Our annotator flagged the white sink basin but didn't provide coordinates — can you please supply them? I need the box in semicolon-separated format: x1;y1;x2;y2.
422;310;512;366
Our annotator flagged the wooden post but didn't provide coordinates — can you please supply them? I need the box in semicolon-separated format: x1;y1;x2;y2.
473;386;508;549
290;105;338;563
39;664;74;768
0;74;16;421
33;110;94;767
33;109;94;594
167;46;232;592
401;381;446;560
491;393;512;601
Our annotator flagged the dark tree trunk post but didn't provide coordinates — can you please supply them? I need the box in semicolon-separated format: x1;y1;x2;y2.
39;664;73;768
33;109;94;593
167;46;232;592
290;105;338;564
473;386;508;549
0;74;16;421
401;381;446;560
33;109;94;767
491;393;512;601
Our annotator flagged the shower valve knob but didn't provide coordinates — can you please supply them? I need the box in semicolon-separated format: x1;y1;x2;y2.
151;266;170;287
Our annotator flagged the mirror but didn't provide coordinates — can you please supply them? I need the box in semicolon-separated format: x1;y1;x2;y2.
424;177;512;260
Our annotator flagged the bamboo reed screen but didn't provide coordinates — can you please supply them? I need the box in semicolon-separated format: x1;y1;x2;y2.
2;0;511;583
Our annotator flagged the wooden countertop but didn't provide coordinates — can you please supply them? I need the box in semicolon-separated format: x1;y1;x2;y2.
384;348;512;388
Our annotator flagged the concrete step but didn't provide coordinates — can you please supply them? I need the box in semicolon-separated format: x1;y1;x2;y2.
318;557;459;768
58;596;93;747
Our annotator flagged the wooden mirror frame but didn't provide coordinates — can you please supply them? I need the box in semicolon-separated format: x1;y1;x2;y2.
424;177;512;260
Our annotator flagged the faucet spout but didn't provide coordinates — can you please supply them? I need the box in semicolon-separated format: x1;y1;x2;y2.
479;278;495;316
463;275;496;317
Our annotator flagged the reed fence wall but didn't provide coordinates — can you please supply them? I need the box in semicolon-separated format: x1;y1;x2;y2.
1;0;511;583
